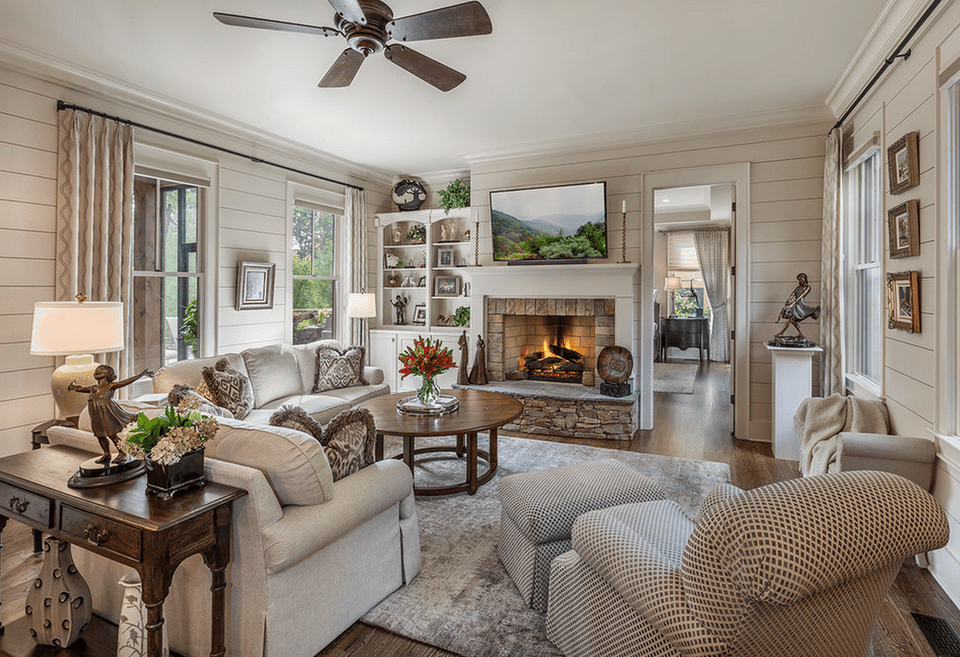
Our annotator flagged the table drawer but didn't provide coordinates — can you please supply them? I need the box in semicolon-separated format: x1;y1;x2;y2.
0;482;51;527
60;505;141;561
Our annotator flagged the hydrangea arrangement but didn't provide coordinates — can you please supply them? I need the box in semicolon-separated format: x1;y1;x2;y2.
119;400;220;466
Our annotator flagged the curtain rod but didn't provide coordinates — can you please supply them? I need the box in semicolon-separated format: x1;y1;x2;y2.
831;0;943;134
57;100;364;192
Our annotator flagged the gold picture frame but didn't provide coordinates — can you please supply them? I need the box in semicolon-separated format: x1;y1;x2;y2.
887;131;919;195
887;199;920;259
886;270;920;333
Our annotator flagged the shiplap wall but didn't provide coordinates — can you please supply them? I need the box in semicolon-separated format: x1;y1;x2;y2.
0;63;389;456
468;120;828;442
840;0;960;606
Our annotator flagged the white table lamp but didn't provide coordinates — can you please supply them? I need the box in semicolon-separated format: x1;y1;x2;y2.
346;292;377;320
31;296;124;420
664;276;683;317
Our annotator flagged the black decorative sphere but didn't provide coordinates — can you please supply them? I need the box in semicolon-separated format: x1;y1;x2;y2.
392;179;427;211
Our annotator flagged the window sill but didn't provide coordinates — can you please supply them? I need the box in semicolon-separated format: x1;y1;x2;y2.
930;430;960;472
844;373;882;401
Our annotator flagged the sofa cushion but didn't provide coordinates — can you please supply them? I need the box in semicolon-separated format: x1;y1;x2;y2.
198;358;255;420
321;382;391;406
152;353;247;394
253;395;351;425
313;344;367;392
204;418;335;506
292;340;342;393
321;408;377;481
241;344;304;407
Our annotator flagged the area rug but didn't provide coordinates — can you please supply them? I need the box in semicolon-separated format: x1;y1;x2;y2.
362;434;731;657
653;361;699;394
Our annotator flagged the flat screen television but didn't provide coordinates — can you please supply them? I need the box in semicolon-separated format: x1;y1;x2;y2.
490;181;607;262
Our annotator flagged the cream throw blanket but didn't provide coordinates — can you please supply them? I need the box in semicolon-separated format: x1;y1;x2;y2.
795;393;889;476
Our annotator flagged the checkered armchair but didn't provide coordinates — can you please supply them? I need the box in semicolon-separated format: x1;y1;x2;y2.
546;471;949;657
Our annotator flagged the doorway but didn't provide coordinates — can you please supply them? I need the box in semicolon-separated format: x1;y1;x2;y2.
640;164;750;440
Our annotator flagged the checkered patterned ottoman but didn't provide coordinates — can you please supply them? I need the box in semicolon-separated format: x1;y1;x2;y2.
498;459;666;612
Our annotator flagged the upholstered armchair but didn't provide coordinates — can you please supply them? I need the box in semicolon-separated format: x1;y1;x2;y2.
546;471;949;657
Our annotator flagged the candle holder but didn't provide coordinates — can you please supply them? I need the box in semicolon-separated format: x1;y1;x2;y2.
474;216;481;266
617;206;629;263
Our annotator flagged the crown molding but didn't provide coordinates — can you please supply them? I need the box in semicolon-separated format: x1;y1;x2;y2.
400;168;470;186
825;0;947;120
461;104;834;166
0;37;395;190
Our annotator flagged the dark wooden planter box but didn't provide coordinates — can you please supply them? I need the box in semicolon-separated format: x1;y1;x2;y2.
145;448;206;500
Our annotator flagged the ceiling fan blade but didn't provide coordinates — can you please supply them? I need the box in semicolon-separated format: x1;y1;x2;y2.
384;44;466;91
319;49;366;87
214;12;339;37
327;0;367;25
387;1;492;42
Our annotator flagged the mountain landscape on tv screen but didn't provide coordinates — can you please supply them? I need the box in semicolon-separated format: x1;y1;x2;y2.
492;209;606;261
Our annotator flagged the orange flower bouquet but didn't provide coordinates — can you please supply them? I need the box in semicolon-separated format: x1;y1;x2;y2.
398;336;456;406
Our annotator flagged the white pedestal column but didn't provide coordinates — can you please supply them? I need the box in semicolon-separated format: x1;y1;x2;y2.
766;344;822;460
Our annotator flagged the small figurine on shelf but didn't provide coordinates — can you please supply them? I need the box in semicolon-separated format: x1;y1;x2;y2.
391;294;409;325
68;365;153;464
464;228;471;243
436;314;448;327
468;334;488;385
401;275;414;288
419;251;426;268
440;224;449;242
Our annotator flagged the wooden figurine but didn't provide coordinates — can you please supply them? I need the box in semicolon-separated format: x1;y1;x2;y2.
68;364;152;464
391;294;408;325
468;334;488;385
458;331;470;385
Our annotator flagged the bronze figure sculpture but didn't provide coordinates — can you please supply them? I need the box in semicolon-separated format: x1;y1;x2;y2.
391;294;408;325
468;334;488;385
457;330;470;385
69;365;152;464
771;272;820;347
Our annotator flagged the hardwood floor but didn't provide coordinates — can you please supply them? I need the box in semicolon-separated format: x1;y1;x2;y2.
3;362;956;656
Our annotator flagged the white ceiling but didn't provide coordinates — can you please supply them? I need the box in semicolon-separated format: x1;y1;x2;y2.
0;0;889;175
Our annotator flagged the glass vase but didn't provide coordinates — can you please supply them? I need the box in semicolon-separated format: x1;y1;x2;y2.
417;375;441;407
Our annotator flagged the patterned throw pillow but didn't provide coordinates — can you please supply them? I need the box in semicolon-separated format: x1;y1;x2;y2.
197;358;254;420
268;405;324;442
313;344;367;393
320;408;377;481
167;384;235;418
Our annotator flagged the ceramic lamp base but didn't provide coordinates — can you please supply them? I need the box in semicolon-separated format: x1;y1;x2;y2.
51;354;99;420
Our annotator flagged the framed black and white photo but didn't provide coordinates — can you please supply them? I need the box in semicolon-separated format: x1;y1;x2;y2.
887;131;919;195
435;275;460;297
887;200;919;259
438;248;454;267
886;270;920;333
236;261;276;310
413;303;427;325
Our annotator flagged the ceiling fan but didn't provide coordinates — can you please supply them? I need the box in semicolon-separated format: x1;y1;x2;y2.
214;0;492;91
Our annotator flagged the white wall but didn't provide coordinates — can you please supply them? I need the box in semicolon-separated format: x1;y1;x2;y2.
467;120;828;442
838;0;960;606
0;63;390;456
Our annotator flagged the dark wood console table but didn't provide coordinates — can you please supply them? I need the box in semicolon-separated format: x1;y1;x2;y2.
0;446;245;657
661;316;710;361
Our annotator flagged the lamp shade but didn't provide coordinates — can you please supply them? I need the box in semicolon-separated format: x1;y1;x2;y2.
30;301;124;355
664;276;683;292
346;292;377;319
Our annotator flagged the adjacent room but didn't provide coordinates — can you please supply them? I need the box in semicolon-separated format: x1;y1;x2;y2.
1;1;959;656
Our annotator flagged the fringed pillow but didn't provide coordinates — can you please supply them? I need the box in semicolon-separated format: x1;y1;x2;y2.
197;358;254;420
320;408;377;480
268;405;323;442
313;344;367;393
167;384;235;418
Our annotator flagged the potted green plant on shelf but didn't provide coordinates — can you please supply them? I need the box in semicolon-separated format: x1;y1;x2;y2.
438;178;470;215
407;224;426;244
450;306;470;327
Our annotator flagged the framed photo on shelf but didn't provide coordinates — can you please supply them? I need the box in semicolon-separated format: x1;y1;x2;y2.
886;270;920;333
413;303;427;325
435;275;460;297
887;131;919;195
438;248;454;267
236;261;276;310
887;200;919;259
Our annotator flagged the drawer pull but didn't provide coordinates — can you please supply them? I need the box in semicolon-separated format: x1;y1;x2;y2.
83;523;109;546
8;496;28;514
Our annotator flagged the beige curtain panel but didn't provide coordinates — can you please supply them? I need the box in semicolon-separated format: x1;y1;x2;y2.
820;128;843;396
55;109;134;377
693;229;730;362
343;187;368;351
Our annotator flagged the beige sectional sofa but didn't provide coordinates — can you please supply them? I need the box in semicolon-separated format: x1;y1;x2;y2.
146;339;390;425
48;414;420;657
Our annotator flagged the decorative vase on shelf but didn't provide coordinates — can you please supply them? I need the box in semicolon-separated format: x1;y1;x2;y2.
417;375;441;407
118;571;170;657
26;538;91;648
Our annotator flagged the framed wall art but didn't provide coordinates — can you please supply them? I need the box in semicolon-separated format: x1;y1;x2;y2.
887;200;919;259
887;131;919;195
413;303;427;325
435;275;460;297
886;270;920;333
236;261;276;310
438;248;455;267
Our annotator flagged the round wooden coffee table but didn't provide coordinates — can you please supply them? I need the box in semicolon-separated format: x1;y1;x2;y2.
359;388;522;495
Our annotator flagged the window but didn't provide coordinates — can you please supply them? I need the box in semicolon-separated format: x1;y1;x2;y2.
667;231;709;318
292;204;337;344
132;175;203;372
842;149;883;387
